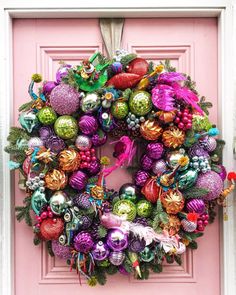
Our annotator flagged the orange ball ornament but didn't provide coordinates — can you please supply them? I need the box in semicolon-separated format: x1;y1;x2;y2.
58;148;81;172
162;126;185;148
140;119;163;141
161;215;181;236
40;218;64;240
161;189;184;214
141;177;161;203
157;111;176;124
45;169;68;190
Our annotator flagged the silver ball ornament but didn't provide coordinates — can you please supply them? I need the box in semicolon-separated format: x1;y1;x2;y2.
50;191;68;215
75;135;92;151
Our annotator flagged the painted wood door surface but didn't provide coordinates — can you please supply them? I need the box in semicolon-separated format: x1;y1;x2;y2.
13;18;219;295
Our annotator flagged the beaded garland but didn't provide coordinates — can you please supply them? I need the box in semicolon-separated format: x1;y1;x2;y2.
6;51;234;286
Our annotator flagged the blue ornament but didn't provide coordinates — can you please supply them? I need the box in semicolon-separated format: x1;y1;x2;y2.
19;111;39;133
31;189;47;215
111;62;122;73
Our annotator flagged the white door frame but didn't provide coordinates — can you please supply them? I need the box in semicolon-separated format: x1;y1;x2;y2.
0;1;235;295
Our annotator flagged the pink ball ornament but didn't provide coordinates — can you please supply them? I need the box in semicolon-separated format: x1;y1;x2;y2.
28;137;44;148
69;170;88;191
78;115;98;135
50;84;80;115
196;171;223;200
75;135;92;151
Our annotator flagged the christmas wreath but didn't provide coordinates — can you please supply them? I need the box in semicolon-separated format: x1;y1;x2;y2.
6;50;235;286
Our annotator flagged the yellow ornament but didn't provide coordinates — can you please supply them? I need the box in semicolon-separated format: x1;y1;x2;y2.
162;127;185;148
58;148;81;172
161;189;184;214
140;119;163;141
45;169;68;191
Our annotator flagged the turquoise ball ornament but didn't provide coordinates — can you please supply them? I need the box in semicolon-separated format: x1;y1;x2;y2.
31;189;48;216
19;111;39;133
129;90;152;116
177;169;198;190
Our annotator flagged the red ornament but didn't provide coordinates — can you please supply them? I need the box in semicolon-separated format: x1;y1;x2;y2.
40;218;64;240
126;58;149;76
107;73;141;90
141;177;161;203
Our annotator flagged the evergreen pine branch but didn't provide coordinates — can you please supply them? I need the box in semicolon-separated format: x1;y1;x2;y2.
182;186;210;199
160;59;176;72
147;61;155;74
33;235;41;246
105;264;118;275
46;241;55;257
151;263;162;273
18;101;34;112
180;231;203;242
139;263;149;280
188;241;198;249
120;53;137;67
123;257;133;273
15;196;32;226
93;268;107;285
199;96;213;115
174;255;182;266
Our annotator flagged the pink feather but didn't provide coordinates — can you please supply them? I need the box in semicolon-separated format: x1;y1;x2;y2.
151;84;176;111
158;72;186;84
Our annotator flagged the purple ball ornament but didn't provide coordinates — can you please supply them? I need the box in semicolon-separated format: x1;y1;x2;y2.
111;62;123;73
73;231;94;253
56;64;71;83
78;115;98;135
152;159;167;176
91;241;110;261
28;137;44;148
75;135;92;151
109;251;125;266
69;170;88;191
91;129;107;147
106;228;128;251
43;81;57;94
204;136;217;152
39;126;55;142
188;143;210;158
45;135;66;154
80;215;93;230
140;154;154;171
50;84;80;115
134;170;149;187
216;164;227;181
186;199;205;214
86;160;101;176
52;240;72;259
146;142;164;160
196;171;223;200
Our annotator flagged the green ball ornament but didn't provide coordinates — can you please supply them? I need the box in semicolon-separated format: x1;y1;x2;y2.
113;199;136;221
177;169;198;190
129;91;152;116
140;247;154;262
38;107;57;125
111;100;129;119
136;200;153;218
54;115;78;139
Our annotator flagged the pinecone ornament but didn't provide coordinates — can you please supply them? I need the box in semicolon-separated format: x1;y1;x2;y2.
72;193;91;209
81;215;93;230
110;121;127;138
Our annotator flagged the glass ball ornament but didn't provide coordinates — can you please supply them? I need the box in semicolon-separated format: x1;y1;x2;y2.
50;191;68;215
166;150;189;171
140;247;154;262
38;107;57;125
119;183;138;203
109;251;125;266
111;100;129;119
80;93;101;113
136;200;153;217
106;228;128;251
54;115;78;139
75;135;92;151
113;199;137;221
129;90;152;116
31;189;47;215
177;169;198;190
91;241;110;261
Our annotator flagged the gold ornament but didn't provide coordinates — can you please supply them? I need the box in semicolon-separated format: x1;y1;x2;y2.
45;169;68;191
31;97;45;110
161;189;184;214
58;148;81;172
156;111;176;124
161;215;181;236
90;185;105;200
36;147;54;164
140;119;163;141
162;127;185;148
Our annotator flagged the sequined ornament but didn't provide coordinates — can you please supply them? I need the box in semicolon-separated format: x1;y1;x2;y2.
196;171;223;200
38;107;57;125
186;199;205;214
140;154;154;171
28;137;44;148
75;135;92;151
113;199;137;221
52;240;71;259
161;189;184;214
140;119;163;141
78;115;98;135
136;200;153;217
152;159;167;176
181;219;197;232
140;247;154;262
31;189;47;215
192;114;212;132
73;193;91;209
69;170;88;191
80;93;101;113
111;61;123;73
45;135;66;154
161;215;181;236
146;142;164;160
50;191;68;215
129;91;152;116
162;127;185;148
50;84;80;115
177;169;198;190
157;110;176;124
54;116;78;139
73;232;94;253
91;241;110;260
166;150;189;171
134;170;149;187
45;169;68;191
141;177;161;203
119;183;138;203
19;111;39;133
129;237;146;252
109;251;125;266
40;218;64;240
58;148;81;172
111;100;129;119
106;228;128;251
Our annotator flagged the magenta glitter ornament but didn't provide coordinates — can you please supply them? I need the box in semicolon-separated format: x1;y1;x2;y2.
186;199;205;214
43;81;57;94
109;251;125;266
56;64;71;83
204;136;217;152
75;135;92;151
188;143;209;158
134;170;149;187
146;142;164;160
91;130;107;147
140;154;154;171
91;241;110;261
86;160;101;176
78;115;98;135
50;84;80;115
106;228;128;251
73;231;94;253
69;170;88;191
52;240;71;259
196;171;223;200
152;159;167;176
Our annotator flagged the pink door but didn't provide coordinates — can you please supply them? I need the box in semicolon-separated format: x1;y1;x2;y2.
13;18;219;295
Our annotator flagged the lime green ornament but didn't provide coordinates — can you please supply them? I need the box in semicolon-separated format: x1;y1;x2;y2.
113;199;136;221
38;107;57;125
54;115;78;139
192;114;212;132
136;200;153;218
129;91;152;116
111;100;129;119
